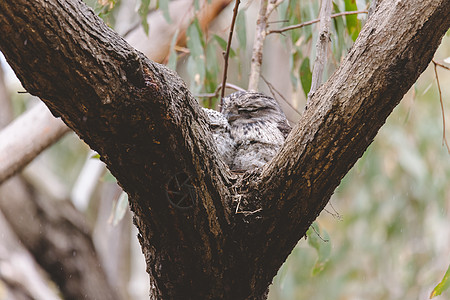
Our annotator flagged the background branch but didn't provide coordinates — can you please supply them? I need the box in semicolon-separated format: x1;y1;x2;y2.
267;10;368;34
0;103;69;184
248;0;269;91
308;0;333;101
220;0;241;102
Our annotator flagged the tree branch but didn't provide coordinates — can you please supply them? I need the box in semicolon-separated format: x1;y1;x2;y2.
220;0;241;102
248;0;269;91
0;0;233;298
246;0;450;290
0;103;69;184
267;10;369;35
0;0;448;299
308;0;333;100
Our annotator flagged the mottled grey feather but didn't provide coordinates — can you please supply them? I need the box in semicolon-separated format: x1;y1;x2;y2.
221;91;291;171
203;107;235;167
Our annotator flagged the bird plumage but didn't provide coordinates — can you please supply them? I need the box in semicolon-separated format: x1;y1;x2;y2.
203;91;291;171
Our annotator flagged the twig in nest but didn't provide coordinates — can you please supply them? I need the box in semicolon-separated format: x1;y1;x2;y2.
432;59;450;154
220;0;241;104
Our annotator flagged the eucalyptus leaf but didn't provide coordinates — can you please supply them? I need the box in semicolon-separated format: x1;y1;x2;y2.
158;0;171;23
112;191;129;226
344;0;361;41
299;57;312;98
306;222;331;275
167;29;180;71
214;35;236;58
138;0;151;35
236;10;247;51
430;264;450;298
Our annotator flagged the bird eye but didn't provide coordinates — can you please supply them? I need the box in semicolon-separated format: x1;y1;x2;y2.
238;107;259;113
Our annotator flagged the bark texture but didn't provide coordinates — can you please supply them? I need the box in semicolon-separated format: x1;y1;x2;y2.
0;0;449;299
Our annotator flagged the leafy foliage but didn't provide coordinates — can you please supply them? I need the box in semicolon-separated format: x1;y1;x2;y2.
430;264;450;298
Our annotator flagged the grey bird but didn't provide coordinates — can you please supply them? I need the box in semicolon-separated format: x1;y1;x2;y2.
203;107;235;167
220;91;291;171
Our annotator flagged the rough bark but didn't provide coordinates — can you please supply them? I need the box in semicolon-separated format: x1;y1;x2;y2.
0;30;119;300
0;0;448;299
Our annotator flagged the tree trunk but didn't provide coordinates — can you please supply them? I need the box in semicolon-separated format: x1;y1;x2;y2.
0;0;448;298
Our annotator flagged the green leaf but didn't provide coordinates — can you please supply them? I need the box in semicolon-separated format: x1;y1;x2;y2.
299;57;312;98
186;20;206;92
306;222;331;275
157;0;171;23
236;10;247;51
102;169;117;183
344;0;361;41
205;41;219;94
430;264;450;298
214;35;236;58
138;0;151;35
112;192;129;226
167;29;180;71
332;2;346;60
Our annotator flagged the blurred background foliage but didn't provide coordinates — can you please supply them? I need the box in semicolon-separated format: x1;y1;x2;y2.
1;0;449;299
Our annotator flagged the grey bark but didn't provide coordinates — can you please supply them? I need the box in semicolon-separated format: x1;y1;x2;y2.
0;0;448;298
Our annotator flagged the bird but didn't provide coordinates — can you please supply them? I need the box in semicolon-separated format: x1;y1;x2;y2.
202;107;235;167
220;91;291;171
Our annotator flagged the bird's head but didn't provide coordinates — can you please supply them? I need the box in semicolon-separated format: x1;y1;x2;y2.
221;91;286;125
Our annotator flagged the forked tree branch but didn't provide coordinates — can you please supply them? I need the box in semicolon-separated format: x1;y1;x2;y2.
0;0;448;298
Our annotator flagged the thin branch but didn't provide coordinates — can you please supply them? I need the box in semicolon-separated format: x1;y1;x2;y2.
261;75;302;116
247;0;269;91
196;83;245;99
307;0;333;102
433;59;450;70
268;10;369;35
432;60;450;154
267;0;284;17
220;0;241;103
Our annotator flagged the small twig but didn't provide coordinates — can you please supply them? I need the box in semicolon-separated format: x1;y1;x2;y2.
247;0;269;91
310;224;329;242
234;194;242;214
266;0;284;17
220;0;241;104
432;59;450;154
324;201;342;220
261;75;302;116
195;83;245;99
433;59;450;71
236;208;262;215
307;0;333;102
268;10;369;35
